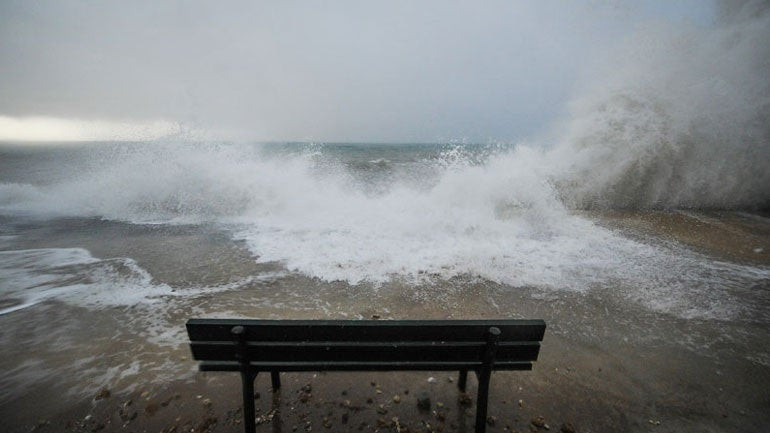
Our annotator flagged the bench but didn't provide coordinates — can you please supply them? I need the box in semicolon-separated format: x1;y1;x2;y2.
186;319;546;433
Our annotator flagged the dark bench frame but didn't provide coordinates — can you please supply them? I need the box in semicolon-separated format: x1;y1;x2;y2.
186;319;546;433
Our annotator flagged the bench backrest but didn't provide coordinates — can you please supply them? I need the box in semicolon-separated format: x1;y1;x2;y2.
187;319;546;371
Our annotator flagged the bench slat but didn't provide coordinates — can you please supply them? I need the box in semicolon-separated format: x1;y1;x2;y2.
198;360;534;372
189;340;540;363
186;319;546;342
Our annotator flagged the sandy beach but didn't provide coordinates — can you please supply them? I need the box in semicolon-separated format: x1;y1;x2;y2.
1;209;768;433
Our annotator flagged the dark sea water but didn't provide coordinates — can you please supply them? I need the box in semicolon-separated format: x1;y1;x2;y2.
0;141;769;432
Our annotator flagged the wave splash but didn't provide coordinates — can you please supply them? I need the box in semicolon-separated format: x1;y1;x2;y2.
0;3;768;312
549;0;770;209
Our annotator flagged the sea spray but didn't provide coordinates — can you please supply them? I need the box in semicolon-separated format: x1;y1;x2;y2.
549;0;770;209
0;3;768;319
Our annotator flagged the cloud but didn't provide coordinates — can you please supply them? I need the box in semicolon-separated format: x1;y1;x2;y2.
0;116;180;141
0;0;715;142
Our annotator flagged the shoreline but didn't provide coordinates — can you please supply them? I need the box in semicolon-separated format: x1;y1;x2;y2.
8;327;770;433
2;210;769;433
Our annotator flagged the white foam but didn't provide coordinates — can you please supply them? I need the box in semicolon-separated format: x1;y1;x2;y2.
0;247;269;316
1;140;768;320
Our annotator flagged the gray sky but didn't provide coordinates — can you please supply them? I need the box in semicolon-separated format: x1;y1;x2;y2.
0;0;715;142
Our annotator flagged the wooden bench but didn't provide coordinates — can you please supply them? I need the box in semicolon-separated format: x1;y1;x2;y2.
186;319;546;433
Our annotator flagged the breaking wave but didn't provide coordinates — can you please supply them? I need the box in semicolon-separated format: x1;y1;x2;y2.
0;2;768;302
548;0;770;209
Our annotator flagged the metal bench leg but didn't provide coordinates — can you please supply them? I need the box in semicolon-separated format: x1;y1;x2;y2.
271;370;281;390
458;370;468;392
475;368;491;433
232;325;257;433
475;327;501;433
241;370;257;433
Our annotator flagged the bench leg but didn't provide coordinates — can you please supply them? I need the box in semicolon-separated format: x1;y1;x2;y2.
271;370;281;390
475;327;500;433
241;370;257;433
474;369;491;433
458;370;468;392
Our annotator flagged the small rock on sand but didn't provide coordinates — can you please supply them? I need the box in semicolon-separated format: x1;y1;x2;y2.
560;422;577;433
417;392;431;411
95;388;110;400
145;403;159;416
531;416;548;430
197;416;217;432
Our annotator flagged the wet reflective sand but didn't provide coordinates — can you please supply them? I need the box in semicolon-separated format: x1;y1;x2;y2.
1;210;768;432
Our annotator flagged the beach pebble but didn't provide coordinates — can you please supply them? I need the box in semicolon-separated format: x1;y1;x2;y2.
393;394;401;403
197;416;217;431
560;422;577;433
458;393;472;407
486;416;497;426
531;416;547;429
427;376;437;383
417;392;431;411
144;403;158;416
95;388;111;400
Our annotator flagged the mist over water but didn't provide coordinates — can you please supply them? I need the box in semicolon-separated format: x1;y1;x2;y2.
549;0;770;209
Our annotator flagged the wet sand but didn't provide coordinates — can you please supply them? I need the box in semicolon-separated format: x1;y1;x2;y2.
1;211;769;433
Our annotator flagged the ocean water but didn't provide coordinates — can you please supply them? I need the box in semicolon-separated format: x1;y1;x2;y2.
1;140;767;306
0;141;768;370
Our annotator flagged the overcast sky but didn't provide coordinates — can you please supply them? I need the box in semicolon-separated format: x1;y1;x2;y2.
0;0;715;142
